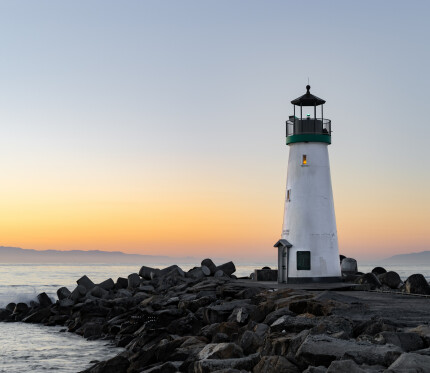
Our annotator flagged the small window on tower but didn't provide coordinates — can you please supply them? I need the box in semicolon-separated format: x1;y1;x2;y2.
302;155;307;165
287;189;291;202
297;251;311;270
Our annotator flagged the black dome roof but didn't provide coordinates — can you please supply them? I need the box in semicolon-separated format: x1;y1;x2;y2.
291;85;326;107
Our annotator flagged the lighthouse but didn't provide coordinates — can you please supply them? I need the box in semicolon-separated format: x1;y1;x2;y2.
275;85;341;283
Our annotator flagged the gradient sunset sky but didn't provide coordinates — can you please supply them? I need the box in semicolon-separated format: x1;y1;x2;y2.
1;1;429;262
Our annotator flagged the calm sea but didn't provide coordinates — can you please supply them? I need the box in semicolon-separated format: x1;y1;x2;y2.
0;262;429;372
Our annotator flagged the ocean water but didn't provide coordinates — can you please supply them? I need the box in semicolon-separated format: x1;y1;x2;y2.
1;262;429;371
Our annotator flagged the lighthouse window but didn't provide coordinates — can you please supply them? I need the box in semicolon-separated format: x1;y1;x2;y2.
302;155;307;165
287;189;291;202
297;251;311;270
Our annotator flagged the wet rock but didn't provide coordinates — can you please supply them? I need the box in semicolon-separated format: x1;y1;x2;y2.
192;352;260;373
371;267;387;276
216;261;236;276
14;302;29;314
404;274;430;295
253;355;300;373
386;352;430;372
37;292;53;307
98;278;114;291
128;273;141;288
71;285;88;302
57;287;72;300
140;361;182;373
201;258;217;275
356;273;382;289
197;343;243;360
91;286;109;299
23;307;51;323
378;271;401;289
0;309;11;321
77;275;95;291
6;303;16;313
81;354;130;373
374;331;424;352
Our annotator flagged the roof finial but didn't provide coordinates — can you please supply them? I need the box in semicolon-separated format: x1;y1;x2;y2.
306;84;311;94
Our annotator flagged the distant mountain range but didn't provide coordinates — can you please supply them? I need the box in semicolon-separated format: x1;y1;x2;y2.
383;251;430;265
0;246;192;264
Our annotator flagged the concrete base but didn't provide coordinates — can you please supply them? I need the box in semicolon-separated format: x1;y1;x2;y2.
283;276;342;284
254;269;278;282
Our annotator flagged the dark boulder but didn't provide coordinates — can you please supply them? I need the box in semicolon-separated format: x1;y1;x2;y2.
201;258;217;274
81;354;130;373
6;303;16;313
372;267;387;276
404;274;430;295
77;275;95;291
23;307;51;323
355;273;381;289
57;287;71;300
14;302;29;314
378;271;402;289
216;261;236;276
115;277;128;289
341;258;358;275
98;278;114;291
253;356;300;373
139;265;157;280
37;292;53;308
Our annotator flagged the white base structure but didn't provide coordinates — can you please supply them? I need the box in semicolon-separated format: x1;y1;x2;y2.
278;142;341;283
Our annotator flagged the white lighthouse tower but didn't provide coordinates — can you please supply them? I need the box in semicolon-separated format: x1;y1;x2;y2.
275;85;341;283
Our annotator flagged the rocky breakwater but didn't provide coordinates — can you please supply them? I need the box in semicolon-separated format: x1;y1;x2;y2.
1;259;430;372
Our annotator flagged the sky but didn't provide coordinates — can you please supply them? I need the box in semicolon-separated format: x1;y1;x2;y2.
0;1;429;262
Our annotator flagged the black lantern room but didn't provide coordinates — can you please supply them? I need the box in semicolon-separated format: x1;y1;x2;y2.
286;85;331;145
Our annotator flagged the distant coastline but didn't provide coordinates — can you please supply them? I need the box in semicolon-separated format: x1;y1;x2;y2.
0;246;195;264
382;250;430;265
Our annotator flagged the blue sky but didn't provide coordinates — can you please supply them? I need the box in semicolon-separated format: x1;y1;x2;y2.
0;1;429;261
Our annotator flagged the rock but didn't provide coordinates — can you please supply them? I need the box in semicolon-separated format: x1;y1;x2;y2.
404;274;430;295
216;261;236;276
82;354;130;373
289;299;333;316
374;331;424;352
59;298;74;308
354;318;397;337
37;292;53;307
253;355;300;373
116;289;132;298
372;267;387;276
303;367;327;373
356;273;382;289
236;307;249;324
0;309;11;321
188;267;205;280
378;271;401;289
23;307;51;323
197;343;244;360
91;286;109;299
192;352;260;373
341;258;358;275
239;330;262;355
271;315;317;333
139;265;157;280
214;270;226;278
6;303;16;313
296;334;401;368
98;278;115;291
311;315;354;339
326;359;366;373
127;273;141;288
77;275;95;291
57;287;72;300
14;303;29;314
140;361;182;373
201;265;211;276
159;265;185;277
263;307;295;325
71;285;87;301
115;277;128;289
386;352;430;372
204;300;251;324
201;258;217;274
